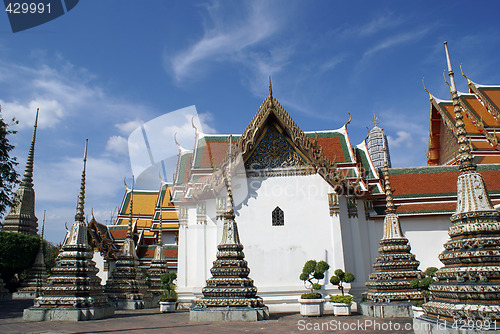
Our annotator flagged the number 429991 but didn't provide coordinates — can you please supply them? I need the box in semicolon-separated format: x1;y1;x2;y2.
6;2;51;14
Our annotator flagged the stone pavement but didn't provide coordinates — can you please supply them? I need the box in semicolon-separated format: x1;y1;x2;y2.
0;299;415;334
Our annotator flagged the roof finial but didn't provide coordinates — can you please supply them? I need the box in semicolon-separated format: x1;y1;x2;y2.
75;139;88;222
383;160;396;214
460;63;472;85
443;41;475;172
364;126;370;142
267;76;274;108
422;77;434;101
344;112;351;128
372;114;379;127
21;108;39;188
268;76;273;99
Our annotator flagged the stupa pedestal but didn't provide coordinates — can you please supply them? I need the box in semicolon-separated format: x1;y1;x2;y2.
190;147;269;322
14;216;48;299
23;140;114;321
414;43;500;333
104;181;154;309
361;162;422;318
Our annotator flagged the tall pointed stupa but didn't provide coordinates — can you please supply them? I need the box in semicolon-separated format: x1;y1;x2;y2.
421;42;500;323
190;136;269;322
23;140;115;321
104;177;153;309
148;180;169;297
2;109;39;235
361;161;422;316
14;210;48;298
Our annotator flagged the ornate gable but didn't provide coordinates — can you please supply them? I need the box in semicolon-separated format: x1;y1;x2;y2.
244;123;308;170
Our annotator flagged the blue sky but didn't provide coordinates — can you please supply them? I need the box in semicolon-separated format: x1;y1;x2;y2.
2;0;500;243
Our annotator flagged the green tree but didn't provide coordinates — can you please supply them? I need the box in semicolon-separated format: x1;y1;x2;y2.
0;109;19;218
299;260;330;298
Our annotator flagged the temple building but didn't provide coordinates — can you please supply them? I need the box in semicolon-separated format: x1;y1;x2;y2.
2;109;39;235
88;182;179;283
169;77;499;313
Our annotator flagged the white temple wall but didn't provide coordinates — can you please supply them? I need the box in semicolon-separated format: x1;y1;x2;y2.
366;215;451;272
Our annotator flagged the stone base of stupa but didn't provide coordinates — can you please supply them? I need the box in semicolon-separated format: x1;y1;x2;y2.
23;305;115;321
413;315;500;334
190;306;270;322
360;301;413;318
108;298;156;310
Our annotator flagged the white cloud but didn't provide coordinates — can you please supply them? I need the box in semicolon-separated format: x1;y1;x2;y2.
363;28;430;59
1;98;64;129
115;119;144;136
106;135;128;156
168;0;281;82
387;130;413;148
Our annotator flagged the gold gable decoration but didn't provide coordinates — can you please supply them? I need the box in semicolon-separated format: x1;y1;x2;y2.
245;125;306;170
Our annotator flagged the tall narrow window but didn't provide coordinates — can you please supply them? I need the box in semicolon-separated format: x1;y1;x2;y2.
272;206;284;226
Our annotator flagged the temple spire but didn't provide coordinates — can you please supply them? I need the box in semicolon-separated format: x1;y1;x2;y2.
444;42;475;172
158;179;164;246
74;139;88;222
383;161;396;214
21;108;38;188
267;76;274;108
126;176;135;239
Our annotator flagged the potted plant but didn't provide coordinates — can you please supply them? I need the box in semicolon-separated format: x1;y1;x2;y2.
298;260;330;316
329;269;355;315
159;272;177;313
409;267;437;317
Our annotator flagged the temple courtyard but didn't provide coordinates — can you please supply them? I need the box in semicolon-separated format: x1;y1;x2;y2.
1;299;415;334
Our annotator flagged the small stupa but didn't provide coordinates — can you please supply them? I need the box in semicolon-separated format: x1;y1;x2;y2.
361;161;422;317
2;109;39;235
23;140;115;321
148;181;169;298
190;136;269;322
104;177;153;309
418;42;500;325
14;210;48;298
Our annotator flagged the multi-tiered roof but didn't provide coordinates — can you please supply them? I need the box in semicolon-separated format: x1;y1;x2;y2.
422;42;500;323
104;179;153;309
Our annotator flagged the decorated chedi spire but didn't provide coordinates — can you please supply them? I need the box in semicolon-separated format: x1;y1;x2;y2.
104;176;153;309
15;210;48;297
421;42;500;323
23;140;115;321
2;109;39;235
191;136;269;321
364;161;422;305
367;114;391;171
148;179;169;296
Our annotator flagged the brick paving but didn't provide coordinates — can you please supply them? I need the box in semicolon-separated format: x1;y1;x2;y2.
0;299;415;334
